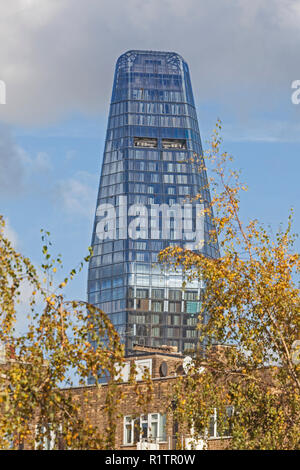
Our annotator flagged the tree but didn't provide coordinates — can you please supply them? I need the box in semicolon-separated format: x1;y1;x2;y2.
0;218;127;449
159;121;300;450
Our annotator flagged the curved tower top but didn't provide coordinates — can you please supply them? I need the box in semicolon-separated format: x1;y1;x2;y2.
113;50;194;103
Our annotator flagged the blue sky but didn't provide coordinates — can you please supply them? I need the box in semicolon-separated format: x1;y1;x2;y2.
0;0;299;320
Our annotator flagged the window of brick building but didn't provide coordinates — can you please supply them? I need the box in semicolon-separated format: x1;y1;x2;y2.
208;407;234;439
123;413;166;445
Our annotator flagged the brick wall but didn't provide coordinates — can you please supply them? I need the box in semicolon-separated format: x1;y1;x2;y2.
23;348;232;450
57;350;231;450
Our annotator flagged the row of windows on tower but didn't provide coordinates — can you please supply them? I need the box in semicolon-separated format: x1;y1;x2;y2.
88;263;210;283
91;240;167;255
101;163;206;189
88;280;202;300
113;88;186;102
132;288;200;301
89;285;202;302
103;149;197;164
105;314;201;331
105;136;202;153
129;300;201;314
101;172;197;186
92;233;212;258
117;78;183;91
117;71;182;80
108;114;199;131
106;125;200;141
132;327;199;340
99;184;200;198
102;161;200;175
126;184;201;197
107;312;200;327
134;137;187;149
129;314;199;327
92;300;203;321
90;239;181;257
90;243;213;267
109;101;197;119
92;295;201;314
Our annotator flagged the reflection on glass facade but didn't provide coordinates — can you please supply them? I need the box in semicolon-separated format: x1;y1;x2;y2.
87;50;219;357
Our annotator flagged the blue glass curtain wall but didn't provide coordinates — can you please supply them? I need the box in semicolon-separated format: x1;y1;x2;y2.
87;51;219;358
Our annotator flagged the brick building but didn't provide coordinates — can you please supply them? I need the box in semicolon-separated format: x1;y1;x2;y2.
1;341;231;450
59;345;230;450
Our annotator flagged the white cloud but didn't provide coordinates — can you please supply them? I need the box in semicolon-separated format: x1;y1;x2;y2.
223;119;300;143
65;149;77;161
34;151;52;172
0;123;53;194
0;124;26;194
54;171;98;219
0;0;299;125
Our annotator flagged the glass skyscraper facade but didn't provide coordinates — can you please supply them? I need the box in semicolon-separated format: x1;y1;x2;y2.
87;50;219;356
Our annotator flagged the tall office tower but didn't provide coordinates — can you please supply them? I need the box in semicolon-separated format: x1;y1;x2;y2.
87;50;219;356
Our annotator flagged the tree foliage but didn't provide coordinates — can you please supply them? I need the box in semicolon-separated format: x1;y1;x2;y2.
0;218;126;449
160;121;300;449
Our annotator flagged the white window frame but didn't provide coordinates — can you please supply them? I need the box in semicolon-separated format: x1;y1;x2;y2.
115;361;130;382
123;413;166;445
207;406;234;439
35;425;56;450
209;408;218;438
135;358;152;381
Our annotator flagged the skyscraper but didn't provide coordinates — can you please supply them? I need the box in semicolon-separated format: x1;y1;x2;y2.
87;50;219;356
